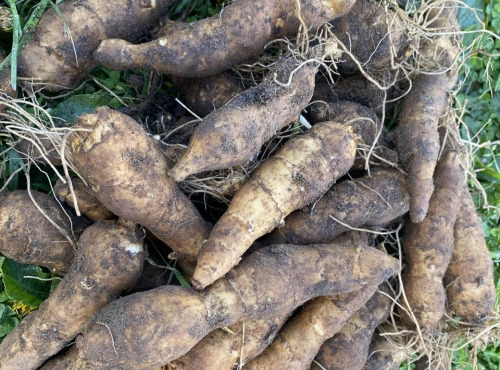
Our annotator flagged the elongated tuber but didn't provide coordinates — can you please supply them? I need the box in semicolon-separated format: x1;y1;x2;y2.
192;121;356;289
62;243;399;368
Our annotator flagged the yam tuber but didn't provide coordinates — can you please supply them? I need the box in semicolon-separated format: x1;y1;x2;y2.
444;189;496;321
399;151;465;330
395;4;460;223
61;243;399;369
246;286;379;370
69;107;211;270
0;190;81;274
191;121;357;289
0;220;145;369
18;0;173;90
266;168;409;245
169;58;319;181
166;316;289;370
94;0;355;78
311;285;393;370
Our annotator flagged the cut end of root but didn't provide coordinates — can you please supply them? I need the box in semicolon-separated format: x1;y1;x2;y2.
191;266;214;290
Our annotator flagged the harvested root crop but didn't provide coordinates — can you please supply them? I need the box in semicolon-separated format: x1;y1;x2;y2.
166;316;289;370
55;178;115;222
191;121;357;289
395;4;460;223
246;286;379;370
444;189;496;322
169;58;318;181
18;0;174;90
69;107;211;271
0;219;145;369
59;243;399;369
311;285;393;370
330;0;409;73
0;190;81;274
94;0;355;78
266;167;409;245
399;151;465;330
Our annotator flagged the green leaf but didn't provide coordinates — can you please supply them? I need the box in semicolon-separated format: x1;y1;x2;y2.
458;0;486;30
0;316;19;338
50;94;109;124
0;259;51;308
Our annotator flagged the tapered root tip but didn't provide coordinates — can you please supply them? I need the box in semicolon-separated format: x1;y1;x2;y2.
191;267;213;290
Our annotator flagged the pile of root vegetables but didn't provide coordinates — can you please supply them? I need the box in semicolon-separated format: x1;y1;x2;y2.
0;0;497;369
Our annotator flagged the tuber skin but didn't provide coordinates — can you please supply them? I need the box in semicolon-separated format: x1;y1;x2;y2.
0;190;81;274
330;0;409;73
191;121;357;289
171;71;246;118
443;189;496;322
69;107;211;270
166;316;289;370
246;286;379;370
0;219;145;369
55;178;115;222
399;151;465;330
61;243;399;369
311;285;393;370
395;4;460;223
169;58;319;181
361;330;411;370
94;0;355;78
18;0;174;90
266;167;409;245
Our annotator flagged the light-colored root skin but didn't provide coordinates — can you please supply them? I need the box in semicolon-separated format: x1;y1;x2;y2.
311;285;393;370
169;59;318;181
444;189;496;321
246;286;379;370
192;122;356;289
94;0;355;78
64;244;398;368
395;73;448;223
69;107;211;262
398;151;466;330
0;220;145;369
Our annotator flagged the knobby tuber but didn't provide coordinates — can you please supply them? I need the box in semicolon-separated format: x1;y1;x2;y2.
59;243;399;369
18;0;174;90
0;190;80;274
399;151;465;329
94;0;355;78
0;220;145;369
69;107;211;271
192;121;356;289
